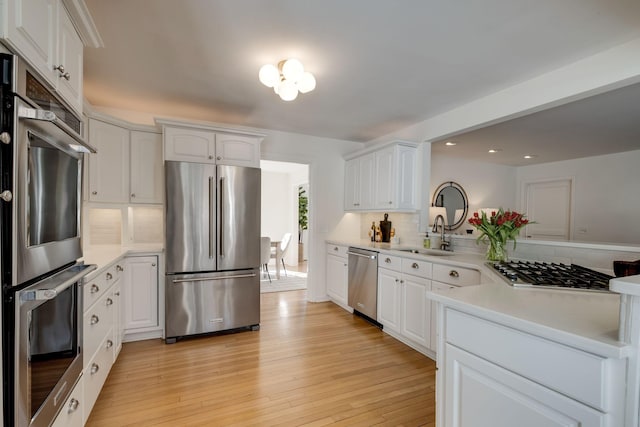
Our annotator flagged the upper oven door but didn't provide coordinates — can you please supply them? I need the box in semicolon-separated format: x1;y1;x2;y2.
13;96;88;286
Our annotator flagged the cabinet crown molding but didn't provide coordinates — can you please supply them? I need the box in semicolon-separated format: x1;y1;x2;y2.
62;0;104;48
155;117;265;141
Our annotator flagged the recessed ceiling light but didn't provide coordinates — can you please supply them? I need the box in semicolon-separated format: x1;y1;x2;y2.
523;155;537;159
445;141;457;146
488;148;502;153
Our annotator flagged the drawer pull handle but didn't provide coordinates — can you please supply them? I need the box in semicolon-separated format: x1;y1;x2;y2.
412;262;419;269
116;265;123;272
90;315;99;325
68;398;79;413
449;270;459;278
90;363;100;375
114;291;121;297
106;272;113;280
106;298;113;306
106;339;113;349
90;284;99;294
385;258;391;263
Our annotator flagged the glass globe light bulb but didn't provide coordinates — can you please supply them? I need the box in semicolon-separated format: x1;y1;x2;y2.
281;59;304;83
277;79;298;101
259;64;280;87
297;72;316;93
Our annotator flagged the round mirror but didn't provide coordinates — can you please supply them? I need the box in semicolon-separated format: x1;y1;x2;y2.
432;181;468;231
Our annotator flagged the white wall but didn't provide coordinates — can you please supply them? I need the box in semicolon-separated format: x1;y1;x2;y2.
517;149;640;244
261;170;293;245
431;154;517;231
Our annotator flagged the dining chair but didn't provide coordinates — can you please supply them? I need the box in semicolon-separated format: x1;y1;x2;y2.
271;232;292;277
260;236;272;282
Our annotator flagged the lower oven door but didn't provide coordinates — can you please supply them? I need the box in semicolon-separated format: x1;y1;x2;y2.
14;262;95;427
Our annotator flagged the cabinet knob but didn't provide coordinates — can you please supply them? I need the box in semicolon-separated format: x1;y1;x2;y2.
106;297;113;306
395;279;399;283
92;191;98;195
116;265;123;272
68;398;80;413
208;155;213;160
449;270;459;278
0;132;11;144
90;363;100;375
400;279;404;284
106;272;113;280
54;64;65;73
412;262;419;269
131;193;136;198
152;263;156;267
333;246;338;251
90;314;99;325
106;339;113;349
62;72;70;80
388;201;393;204
217;156;222;160
385;258;391;263
115;291;121;296
90;284;100;294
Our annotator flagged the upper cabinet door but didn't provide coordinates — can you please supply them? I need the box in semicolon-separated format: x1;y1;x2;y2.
344;158;360;210
56;5;83;114
130;131;163;204
88;119;130;203
215;133;261;167
374;146;395;209
164;126;216;163
5;0;58;86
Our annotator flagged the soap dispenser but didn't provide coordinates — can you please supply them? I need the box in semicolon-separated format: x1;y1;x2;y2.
423;232;431;249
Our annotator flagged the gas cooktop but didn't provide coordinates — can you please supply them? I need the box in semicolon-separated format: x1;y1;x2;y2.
488;260;614;292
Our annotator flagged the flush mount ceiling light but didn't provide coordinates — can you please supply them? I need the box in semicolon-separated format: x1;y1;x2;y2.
445;141;457;146
488;148;502;153
259;59;316;101
523;154;537;159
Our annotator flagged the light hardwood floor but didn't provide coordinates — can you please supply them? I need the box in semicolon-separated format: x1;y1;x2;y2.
87;290;436;426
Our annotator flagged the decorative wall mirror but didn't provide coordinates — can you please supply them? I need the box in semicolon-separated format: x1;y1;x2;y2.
432;181;468;231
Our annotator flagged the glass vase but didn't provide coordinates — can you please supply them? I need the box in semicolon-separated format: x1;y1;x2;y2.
486;239;508;262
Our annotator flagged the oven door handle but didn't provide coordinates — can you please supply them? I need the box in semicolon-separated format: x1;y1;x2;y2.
22;264;97;301
17;105;97;153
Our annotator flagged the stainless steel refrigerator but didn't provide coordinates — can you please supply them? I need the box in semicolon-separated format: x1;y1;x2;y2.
164;161;261;343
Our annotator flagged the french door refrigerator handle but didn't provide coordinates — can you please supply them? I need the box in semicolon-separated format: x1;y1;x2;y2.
219;176;225;258
172;273;256;284
209;176;214;259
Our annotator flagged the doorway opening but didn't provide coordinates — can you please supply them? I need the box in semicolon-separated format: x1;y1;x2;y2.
260;160;309;293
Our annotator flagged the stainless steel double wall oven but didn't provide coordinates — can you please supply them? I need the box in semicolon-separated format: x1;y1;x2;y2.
0;54;96;427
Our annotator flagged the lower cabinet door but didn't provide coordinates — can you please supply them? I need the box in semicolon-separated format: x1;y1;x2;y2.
326;254;348;306
51;375;84;427
401;275;430;348
444;344;607;427
377;268;401;332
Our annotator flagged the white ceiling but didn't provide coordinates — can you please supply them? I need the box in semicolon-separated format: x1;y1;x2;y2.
83;0;640;162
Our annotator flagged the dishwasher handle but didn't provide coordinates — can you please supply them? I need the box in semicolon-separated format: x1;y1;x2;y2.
347;251;377;260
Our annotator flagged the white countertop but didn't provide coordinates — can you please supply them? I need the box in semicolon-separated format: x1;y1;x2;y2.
81;245;164;276
328;238;630;359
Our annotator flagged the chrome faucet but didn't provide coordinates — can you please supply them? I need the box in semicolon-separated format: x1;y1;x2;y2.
432;214;450;251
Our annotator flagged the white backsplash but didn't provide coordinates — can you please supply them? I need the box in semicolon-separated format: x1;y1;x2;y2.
85;206;164;246
359;212;421;246
128;206;163;244
86;208;122;245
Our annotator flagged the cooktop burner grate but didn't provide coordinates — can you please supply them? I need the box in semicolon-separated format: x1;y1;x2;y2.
488;260;613;292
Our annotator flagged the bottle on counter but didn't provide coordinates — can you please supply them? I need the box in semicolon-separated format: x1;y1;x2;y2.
370;222;376;242
423;232;431;248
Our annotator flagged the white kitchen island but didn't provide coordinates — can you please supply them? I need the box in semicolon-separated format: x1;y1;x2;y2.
429;276;640;427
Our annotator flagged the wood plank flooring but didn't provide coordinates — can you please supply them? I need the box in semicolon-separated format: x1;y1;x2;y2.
86;290;436;426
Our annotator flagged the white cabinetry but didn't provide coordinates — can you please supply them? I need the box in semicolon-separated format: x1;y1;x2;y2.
163;125;262;167
2;0;84;113
130;131;163;203
122;255;161;341
50;375;83;427
378;254;432;353
326;244;350;310
81;260;123;425
344;142;417;212
344;154;374;210
439;308;624;427
87;118;163;204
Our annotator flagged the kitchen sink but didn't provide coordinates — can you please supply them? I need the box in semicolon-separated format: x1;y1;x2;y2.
398;248;454;256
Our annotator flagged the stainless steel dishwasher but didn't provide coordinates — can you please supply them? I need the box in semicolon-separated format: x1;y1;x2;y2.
347;247;379;323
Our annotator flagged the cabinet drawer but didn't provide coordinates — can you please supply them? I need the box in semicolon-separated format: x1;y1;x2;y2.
84;262;123;310
326;244;348;258
432;263;479;286
83;330;115;424
83;290;115;361
401;258;432;278
51;375;83;427
379;254;402;272
445;308;624;412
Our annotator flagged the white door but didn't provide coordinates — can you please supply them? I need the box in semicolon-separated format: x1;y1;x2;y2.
88;119;130;203
401;275;430;348
130;131;163;204
377;268;401;332
123;256;159;331
523;179;572;240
